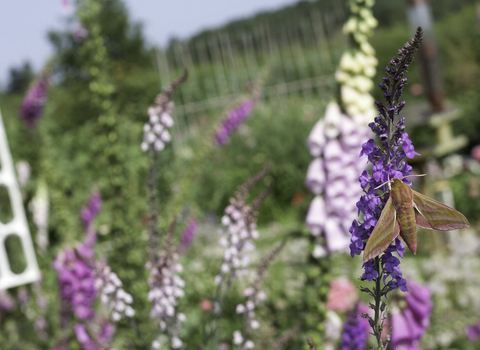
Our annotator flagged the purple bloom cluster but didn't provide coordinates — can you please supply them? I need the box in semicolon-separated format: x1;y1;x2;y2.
391;280;433;349
215;100;254;145
20;73;49;128
81;190;102;230
306;102;369;254
349;28;423;294
179;218;198;253
53;244;97;320
467;321;480;341
341;303;370;350
0;290;15;312
74;321;114;350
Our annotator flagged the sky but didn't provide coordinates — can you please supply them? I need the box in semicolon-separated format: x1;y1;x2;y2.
0;0;301;89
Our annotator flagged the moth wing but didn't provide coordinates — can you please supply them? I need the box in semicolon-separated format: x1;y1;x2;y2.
363;197;400;262
413;191;470;230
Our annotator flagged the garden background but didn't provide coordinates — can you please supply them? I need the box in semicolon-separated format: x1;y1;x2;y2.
0;0;480;349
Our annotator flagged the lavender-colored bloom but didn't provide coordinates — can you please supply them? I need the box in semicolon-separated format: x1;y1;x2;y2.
81;190;102;230
75;324;96;350
20;73;49;128
390;280;432;349
73;25;89;43
94;260;135;321
215;100;254;145
349;28;423;294
53;245;97;320
147;239;186;348
179;218;198;253
306;102;369;254
74;322;113;350
0;290;15;312
467;321;480;341
17;287;29;306
341;303;369;350
215;182;263;284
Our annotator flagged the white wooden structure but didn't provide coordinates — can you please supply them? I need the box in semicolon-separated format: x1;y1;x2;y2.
0;109;40;289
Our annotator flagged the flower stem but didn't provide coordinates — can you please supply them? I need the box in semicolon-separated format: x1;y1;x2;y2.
374;256;385;350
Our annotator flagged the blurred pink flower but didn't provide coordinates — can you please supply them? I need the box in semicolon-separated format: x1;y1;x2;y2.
326;278;359;313
472;145;480;163
73;26;89;43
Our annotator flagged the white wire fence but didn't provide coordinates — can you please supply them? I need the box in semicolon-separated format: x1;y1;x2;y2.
154;6;349;136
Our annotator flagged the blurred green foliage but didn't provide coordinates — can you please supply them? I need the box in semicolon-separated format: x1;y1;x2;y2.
0;0;479;349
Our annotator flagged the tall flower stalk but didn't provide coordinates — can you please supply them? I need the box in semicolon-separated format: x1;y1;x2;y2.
233;239;286;350
143;70;188;263
306;0;378;255
349;28;423;349
204;167;271;349
304;1;377;345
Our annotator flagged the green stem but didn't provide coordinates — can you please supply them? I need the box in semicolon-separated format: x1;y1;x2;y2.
374;256;385;350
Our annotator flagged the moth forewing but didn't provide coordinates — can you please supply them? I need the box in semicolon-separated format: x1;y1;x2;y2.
363;197;400;262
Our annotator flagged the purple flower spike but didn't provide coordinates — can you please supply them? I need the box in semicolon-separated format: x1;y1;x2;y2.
53;246;97;320
341;303;369;350
215;100;254;145
20;73;49;128
179;218;198;253
74;324;96;350
81;191;102;230
349;28;423;294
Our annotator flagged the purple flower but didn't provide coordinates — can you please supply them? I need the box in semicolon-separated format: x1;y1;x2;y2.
74;324;96;350
390;280;432;349
20;73;49;128
215;100;254;145
179;218;198;253
53;244;97;320
467;321;480;341
81;190;102;230
0;290;15;312
349;28;423;294
305;101;370;254
341;303;370;350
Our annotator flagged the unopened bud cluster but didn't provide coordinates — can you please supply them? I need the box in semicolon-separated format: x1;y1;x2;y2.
335;0;378;125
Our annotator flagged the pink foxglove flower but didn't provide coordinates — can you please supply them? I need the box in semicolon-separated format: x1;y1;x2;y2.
390;280;432;349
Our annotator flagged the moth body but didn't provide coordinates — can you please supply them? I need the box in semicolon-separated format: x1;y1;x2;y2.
391;178;417;254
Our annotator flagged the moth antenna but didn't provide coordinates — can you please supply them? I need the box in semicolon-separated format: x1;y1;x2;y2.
373;174;427;190
374;180;393;190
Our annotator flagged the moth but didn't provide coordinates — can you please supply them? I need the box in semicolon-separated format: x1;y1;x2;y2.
363;177;470;262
